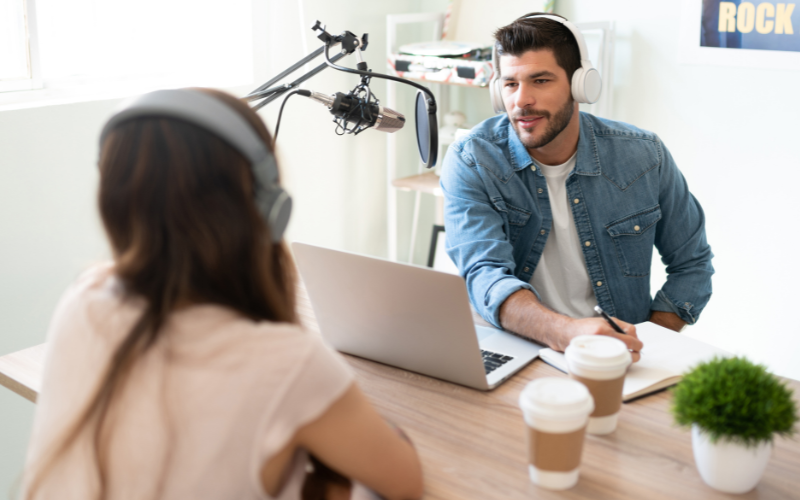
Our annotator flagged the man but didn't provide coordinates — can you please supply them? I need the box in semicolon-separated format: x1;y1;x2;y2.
441;14;713;360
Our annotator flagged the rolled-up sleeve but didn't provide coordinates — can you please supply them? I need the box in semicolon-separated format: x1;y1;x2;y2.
650;139;714;324
440;142;534;328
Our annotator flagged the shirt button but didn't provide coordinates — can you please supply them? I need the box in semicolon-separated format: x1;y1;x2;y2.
634;225;641;231
537;188;543;194
684;302;691;307
573;198;580;204
540;229;546;235
585;241;591;247
523;267;530;272
531;166;537;171
596;281;603;287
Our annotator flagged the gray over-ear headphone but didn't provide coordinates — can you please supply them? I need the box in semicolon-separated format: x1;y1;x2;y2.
489;14;602;114
99;89;292;243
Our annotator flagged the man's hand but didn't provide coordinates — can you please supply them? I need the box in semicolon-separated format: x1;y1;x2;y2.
559;317;642;362
500;290;643;362
649;311;686;332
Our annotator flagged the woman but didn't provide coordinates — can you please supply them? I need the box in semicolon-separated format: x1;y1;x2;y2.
22;88;423;500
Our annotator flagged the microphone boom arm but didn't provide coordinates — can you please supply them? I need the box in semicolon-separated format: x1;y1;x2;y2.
247;20;438;168
246;23;363;111
247;20;437;115
246;46;350;111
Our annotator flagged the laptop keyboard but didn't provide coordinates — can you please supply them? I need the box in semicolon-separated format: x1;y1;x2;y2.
481;349;514;375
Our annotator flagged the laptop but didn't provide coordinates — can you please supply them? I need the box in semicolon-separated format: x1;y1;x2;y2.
292;242;542;390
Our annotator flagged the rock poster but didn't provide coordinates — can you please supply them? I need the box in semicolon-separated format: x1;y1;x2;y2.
701;1;799;51
680;0;800;68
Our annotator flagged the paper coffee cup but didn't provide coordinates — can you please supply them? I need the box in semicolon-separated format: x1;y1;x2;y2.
518;378;594;490
565;335;632;435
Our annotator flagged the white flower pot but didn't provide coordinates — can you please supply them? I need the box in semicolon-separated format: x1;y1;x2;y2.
691;424;772;494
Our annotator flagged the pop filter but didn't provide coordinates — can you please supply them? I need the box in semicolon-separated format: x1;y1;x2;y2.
415;91;438;169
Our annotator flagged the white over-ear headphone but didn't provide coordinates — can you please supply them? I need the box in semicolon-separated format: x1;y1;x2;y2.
489;14;602;114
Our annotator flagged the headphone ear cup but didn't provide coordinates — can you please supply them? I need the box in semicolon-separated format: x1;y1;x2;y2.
571;65;602;104
490;78;505;114
571;66;587;103
257;187;292;243
489;44;506;115
252;154;291;243
581;67;602;104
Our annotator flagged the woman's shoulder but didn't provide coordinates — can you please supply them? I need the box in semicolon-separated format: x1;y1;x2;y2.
45;262;133;343
55;261;114;302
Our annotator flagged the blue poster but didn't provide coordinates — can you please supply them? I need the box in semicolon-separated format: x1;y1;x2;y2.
701;1;800;51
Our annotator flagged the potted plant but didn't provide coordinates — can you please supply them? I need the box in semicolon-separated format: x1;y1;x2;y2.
671;356;798;494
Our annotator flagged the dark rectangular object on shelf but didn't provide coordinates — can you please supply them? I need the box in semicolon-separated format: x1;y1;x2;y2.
456;66;476;79
395;60;411;72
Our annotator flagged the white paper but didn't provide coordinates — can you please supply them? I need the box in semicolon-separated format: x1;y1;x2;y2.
538;322;730;399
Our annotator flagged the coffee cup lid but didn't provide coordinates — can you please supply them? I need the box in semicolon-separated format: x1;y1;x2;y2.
519;377;594;420
565;335;632;371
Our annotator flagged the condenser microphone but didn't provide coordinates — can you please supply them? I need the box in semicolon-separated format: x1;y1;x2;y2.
297;89;405;133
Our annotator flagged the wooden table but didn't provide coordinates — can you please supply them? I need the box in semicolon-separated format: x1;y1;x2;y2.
3;286;799;499
0;343;44;403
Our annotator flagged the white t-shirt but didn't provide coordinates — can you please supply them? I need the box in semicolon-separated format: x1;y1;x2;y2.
529;153;598;318
24;264;355;500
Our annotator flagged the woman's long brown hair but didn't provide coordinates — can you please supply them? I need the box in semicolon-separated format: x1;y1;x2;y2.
25;88;296;499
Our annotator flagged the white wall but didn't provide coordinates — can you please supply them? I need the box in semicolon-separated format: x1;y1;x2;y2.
557;0;800;379
0;98;115;497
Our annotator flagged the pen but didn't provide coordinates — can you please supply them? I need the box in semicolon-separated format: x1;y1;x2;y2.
594;305;626;335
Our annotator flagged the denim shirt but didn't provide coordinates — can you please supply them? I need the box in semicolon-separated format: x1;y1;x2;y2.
440;112;713;329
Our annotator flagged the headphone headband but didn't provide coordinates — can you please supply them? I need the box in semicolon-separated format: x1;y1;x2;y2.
100;90;277;183
517;15;593;66
99;89;291;242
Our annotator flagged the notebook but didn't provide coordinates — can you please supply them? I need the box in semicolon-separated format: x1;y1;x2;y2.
538;322;730;401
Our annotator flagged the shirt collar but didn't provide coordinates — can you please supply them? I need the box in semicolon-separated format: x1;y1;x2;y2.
505;112;601;176
575;113;601;176
506;118;534;171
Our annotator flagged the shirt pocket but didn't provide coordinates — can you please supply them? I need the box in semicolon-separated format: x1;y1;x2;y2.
605;205;662;277
491;198;532;244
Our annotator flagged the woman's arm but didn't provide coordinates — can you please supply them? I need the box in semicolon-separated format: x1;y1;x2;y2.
296;383;423;500
261;383;424;500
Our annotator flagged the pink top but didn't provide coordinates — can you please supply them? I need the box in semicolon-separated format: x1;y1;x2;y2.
24;264;355;500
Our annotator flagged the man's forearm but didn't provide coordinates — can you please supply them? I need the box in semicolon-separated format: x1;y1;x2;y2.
648;310;686;332
499;289;645;359
498;289;572;349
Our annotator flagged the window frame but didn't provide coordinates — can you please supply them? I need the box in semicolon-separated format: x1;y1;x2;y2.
0;0;42;93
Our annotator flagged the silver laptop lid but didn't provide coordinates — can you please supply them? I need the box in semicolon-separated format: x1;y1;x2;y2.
292;242;489;390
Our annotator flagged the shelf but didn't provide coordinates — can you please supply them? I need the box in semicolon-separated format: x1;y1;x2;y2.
388;51;493;88
392;73;491;89
391;172;442;196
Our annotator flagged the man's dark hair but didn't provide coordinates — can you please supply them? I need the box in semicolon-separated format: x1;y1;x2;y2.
493;13;582;81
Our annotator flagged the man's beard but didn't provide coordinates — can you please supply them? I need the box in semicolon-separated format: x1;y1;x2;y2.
512;96;575;150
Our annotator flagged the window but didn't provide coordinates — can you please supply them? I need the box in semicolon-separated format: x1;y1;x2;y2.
0;0;41;92
2;0;253;95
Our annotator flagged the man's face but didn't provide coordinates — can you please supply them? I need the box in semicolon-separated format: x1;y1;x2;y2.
499;49;575;150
